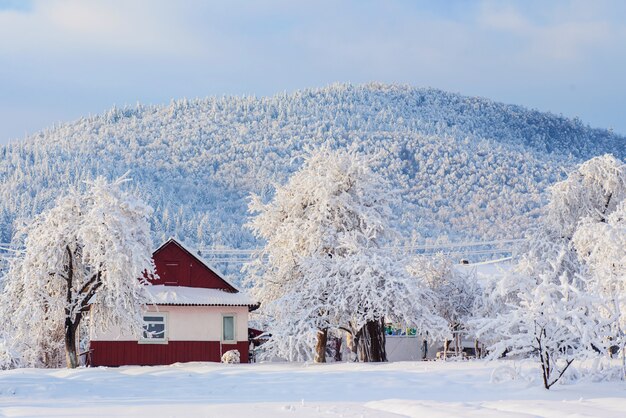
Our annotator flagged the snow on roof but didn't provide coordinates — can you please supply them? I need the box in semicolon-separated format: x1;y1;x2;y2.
454;257;513;283
146;285;258;307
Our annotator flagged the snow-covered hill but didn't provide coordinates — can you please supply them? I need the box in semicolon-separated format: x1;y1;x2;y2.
0;83;623;248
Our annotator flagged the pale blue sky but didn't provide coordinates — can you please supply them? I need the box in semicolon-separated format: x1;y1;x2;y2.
1;0;625;143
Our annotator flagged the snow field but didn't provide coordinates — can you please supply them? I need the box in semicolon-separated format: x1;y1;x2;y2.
1;360;625;417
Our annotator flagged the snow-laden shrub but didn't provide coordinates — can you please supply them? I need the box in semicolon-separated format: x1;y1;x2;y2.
489;365;518;384
0;337;18;370
221;349;240;364
584;357;626;382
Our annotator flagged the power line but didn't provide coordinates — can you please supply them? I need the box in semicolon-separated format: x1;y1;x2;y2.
0;239;523;264
196;238;524;255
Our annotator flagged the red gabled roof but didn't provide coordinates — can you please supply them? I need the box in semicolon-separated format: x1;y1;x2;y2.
150;238;239;292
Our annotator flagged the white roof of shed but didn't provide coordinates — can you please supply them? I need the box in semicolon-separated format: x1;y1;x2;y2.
146;285;258;307
454;257;513;284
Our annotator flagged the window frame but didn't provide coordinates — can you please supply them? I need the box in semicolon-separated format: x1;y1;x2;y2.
139;312;169;344
221;313;237;343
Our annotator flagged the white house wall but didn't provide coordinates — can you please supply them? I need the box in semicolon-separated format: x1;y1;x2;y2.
91;305;249;342
386;337;424;361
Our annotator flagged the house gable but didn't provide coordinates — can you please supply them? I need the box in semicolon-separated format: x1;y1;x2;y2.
149;238;238;292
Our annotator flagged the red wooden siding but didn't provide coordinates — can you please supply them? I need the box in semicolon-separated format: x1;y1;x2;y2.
149;239;237;291
90;340;249;366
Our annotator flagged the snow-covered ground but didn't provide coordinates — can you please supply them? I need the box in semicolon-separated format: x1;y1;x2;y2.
1;360;625;417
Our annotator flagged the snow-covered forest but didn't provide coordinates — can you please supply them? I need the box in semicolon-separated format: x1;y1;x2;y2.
0;83;623;250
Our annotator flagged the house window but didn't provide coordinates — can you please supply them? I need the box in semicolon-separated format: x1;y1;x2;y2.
222;315;235;342
141;313;167;343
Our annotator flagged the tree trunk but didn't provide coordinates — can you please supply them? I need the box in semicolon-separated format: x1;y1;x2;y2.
443;339;451;360
314;328;328;363
333;336;342;362
346;331;359;361
452;323;461;357
540;353;550;389
64;245;79;369
621;342;626;379
357;318;387;362
65;320;79;369
617;322;625;378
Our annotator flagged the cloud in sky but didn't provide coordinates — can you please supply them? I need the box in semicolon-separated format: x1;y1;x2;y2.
0;0;625;143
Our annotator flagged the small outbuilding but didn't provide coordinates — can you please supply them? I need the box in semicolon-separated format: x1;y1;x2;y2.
89;238;258;366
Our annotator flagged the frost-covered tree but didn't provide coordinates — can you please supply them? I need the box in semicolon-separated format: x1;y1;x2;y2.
247;147;444;362
304;249;447;362
0;175;155;368
0;335;17;370
573;200;626;369
543;154;626;366
408;254;482;358
508;155;624;331
548;154;626;239
467;259;526;357
521;154;624;282
475;268;606;389
567;156;626;369
476;154;625;388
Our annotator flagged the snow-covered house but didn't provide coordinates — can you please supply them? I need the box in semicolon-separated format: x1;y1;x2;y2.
89;238;258;366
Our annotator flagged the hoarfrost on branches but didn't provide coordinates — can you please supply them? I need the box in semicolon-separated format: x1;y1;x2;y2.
573;202;626;346
246;146;445;362
547;154;626;239
0;175;155;368
475;154;625;388
408;254;482;357
0;335;17;370
475;267;606;389
569;156;626;371
305;248;448;362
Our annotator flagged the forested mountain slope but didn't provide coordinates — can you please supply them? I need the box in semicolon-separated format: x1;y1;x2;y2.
0;83;623;248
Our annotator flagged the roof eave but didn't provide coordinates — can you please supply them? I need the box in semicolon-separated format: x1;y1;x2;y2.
154;302;259;308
